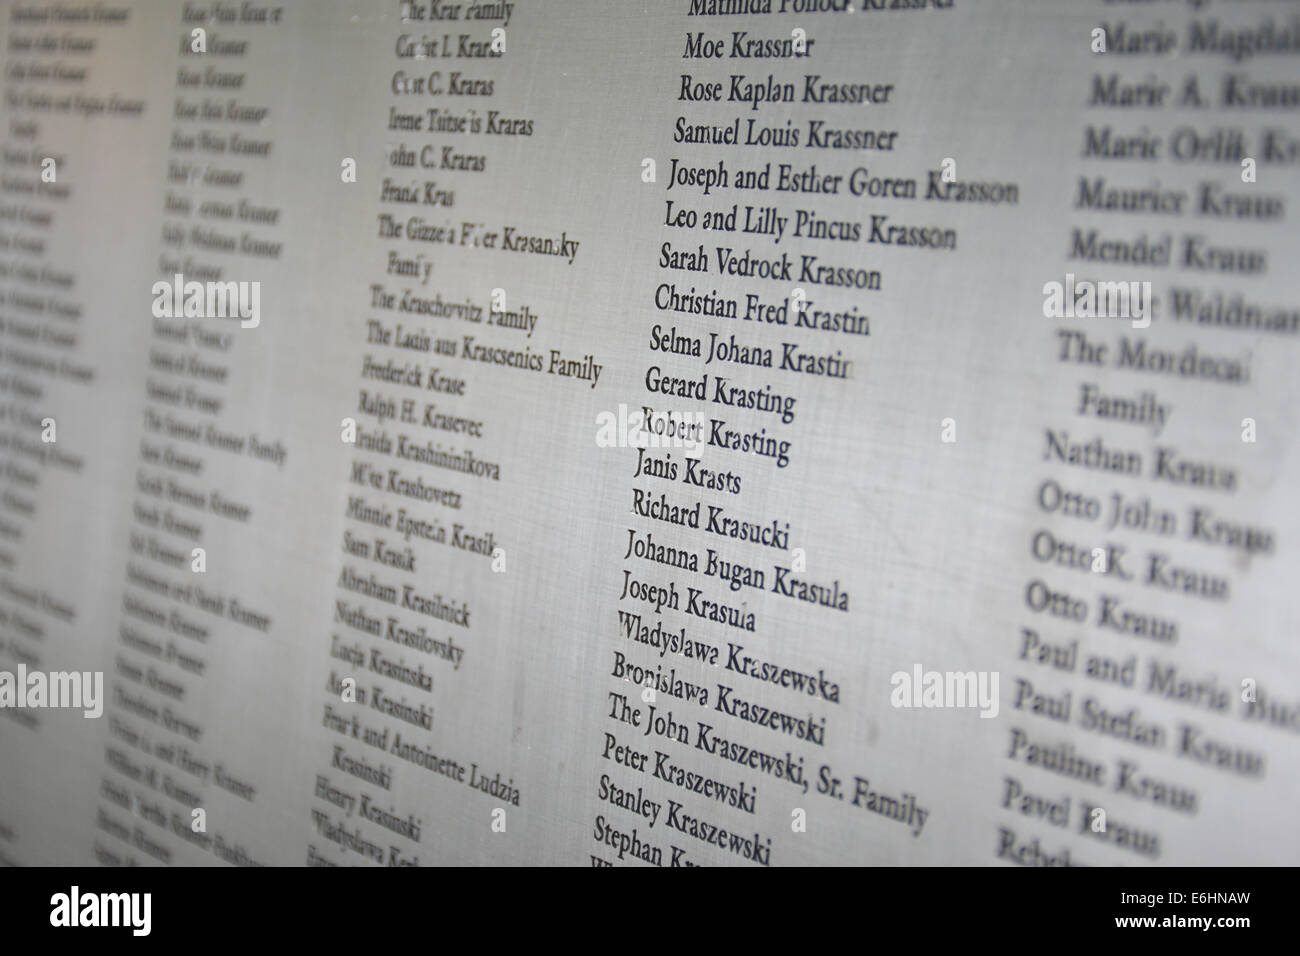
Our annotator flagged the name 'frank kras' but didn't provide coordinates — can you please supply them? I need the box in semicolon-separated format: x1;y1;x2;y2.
151;272;260;328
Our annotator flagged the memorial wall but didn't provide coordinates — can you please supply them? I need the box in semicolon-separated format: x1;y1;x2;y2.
0;0;1297;867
